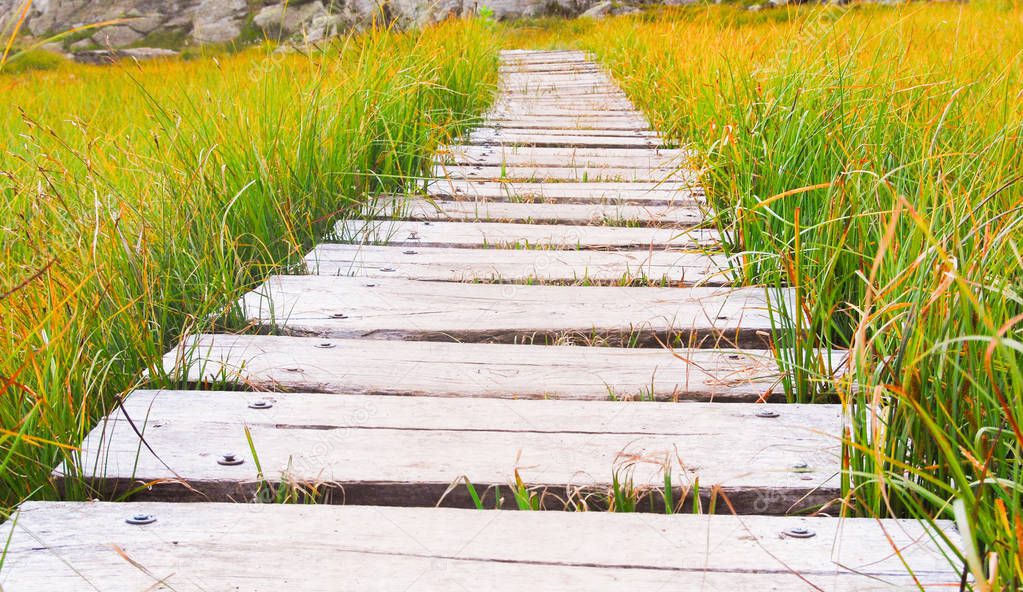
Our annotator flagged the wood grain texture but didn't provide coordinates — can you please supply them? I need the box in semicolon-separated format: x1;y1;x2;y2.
305;243;730;284
433;164;684;182
0;502;961;591
366;196;708;226
61;389;841;511
438;145;691;170
464;133;666;150
239;275;789;347
335;219;720;249
425;180;704;204
163;334;805;401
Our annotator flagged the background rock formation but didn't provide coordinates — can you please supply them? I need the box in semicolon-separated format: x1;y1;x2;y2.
1;0;617;50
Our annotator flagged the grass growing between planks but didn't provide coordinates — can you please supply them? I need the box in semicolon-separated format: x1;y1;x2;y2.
0;21;498;514
502;3;1023;587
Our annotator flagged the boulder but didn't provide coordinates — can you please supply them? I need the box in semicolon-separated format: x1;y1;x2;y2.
580;1;640;18
191;0;248;43
306;13;348;41
93;24;144;47
253;1;328;37
72;46;179;64
69;38;94;51
581;1;613;17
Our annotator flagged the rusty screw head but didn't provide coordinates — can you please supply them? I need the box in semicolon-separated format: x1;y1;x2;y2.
218;453;244;466
781;526;816;539
126;513;156;525
248;400;273;410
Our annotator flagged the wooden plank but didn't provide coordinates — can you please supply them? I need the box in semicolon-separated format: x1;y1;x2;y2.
438;145;692;170
432;164;688;183
61;389;841;512
304;244;730;284
496;98;631;107
164;334;811;401
489;118;651;131
499;63;600;72
442;145;684;159
335;219;720;249
465;132;665;149
425;180;704;205
0;502;959;590
471;126;661;138
238;276;786;347
499;87;626;96
366;197;708;227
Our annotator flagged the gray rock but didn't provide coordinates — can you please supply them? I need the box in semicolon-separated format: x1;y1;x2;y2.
581;0;612;16
125;12;167;34
69;38;94;51
72;46;177;64
191;0;248;43
121;47;179;59
306;13;347;42
93;24;144;47
253;1;327;37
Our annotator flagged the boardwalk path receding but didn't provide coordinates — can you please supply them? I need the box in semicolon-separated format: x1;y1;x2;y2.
0;50;960;590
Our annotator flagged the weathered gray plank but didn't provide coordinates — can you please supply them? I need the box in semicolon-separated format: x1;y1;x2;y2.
499;63;600;72
366;196;707;226
488;117;651;131
495;100;632;109
0;502;960;590
433;164;688;183
425;180;704;204
465;132;665;149
239;275;787;347
438;145;691;170
471;126;661;138
163;334;818;401
442;145;679;159
305;244;729;284
335;219;720;249
62;389;841;511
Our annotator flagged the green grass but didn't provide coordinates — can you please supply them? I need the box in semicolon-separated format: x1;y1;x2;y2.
502;2;1023;587
0;22;498;513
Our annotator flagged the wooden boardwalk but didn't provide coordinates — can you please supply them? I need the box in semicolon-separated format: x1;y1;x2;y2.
0;49;959;590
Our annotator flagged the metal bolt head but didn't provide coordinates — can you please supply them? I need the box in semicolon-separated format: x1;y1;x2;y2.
403;250;418;255
379;267;396;272
218;453;244;466
755;409;780;419
126;513;156;525
314;342;336;349
330;313;348;319
248;400;273;410
792;462;811;472
781;526;816;539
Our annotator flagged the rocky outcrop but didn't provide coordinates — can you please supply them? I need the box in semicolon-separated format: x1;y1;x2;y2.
2;0;631;50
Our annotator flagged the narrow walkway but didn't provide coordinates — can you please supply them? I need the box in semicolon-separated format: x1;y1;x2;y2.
0;50;958;590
